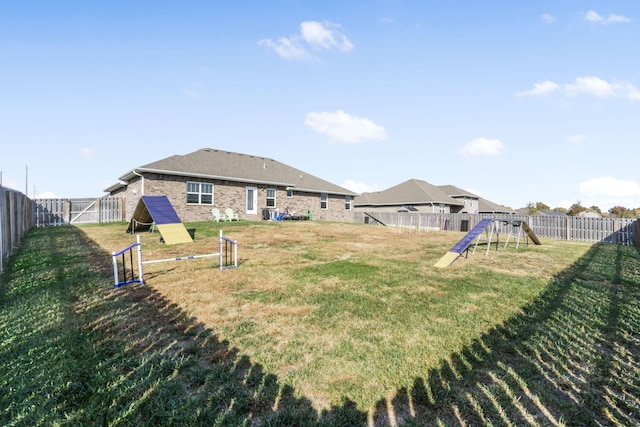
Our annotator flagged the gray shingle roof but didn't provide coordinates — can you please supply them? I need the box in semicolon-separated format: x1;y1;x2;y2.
111;148;356;196
436;184;479;198
438;184;513;213
476;198;513;214
354;179;463;207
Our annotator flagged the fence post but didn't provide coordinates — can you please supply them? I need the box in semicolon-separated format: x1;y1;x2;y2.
64;199;71;224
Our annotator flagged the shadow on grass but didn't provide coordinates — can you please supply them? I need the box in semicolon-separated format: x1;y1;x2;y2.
372;242;640;426
1;226;639;425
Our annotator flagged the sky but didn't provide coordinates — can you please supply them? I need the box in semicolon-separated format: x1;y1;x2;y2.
1;1;639;212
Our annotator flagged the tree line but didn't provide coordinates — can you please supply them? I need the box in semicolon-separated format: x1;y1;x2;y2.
523;201;640;218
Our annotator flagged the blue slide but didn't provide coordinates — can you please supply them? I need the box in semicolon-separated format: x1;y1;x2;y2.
434;218;494;268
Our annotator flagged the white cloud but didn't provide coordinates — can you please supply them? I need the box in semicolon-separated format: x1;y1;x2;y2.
259;21;353;60
35;190;58;199
304;110;387;143
342;179;381;194
516;80;559;97
80;147;98;158
585;10;603;23
518;76;640;101
379;17;394;25
568;134;587;144
579;177;640;209
565;76;615;98
542;13;556;24
185;82;206;99
585;10;631;25
618;82;640;101
258;37;310;60
300;21;353;52
186;89;204;99
457;137;504;157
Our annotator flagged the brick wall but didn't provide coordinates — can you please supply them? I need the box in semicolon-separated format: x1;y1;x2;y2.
119;173;354;223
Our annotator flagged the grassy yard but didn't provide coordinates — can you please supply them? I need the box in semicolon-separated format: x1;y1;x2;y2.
1;220;639;426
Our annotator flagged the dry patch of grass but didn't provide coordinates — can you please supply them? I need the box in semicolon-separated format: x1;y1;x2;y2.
4;221;639;425
80;220;589;413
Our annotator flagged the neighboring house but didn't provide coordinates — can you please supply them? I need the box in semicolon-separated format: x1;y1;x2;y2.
353;179;513;214
538;209;568;217
354;179;463;213
577;210;602;218
104;148;357;223
437;184;513;214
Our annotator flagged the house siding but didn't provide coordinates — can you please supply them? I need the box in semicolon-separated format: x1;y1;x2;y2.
119;173;353;223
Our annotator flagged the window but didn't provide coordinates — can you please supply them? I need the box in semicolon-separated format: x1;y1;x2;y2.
266;188;276;207
320;193;328;209
439;203;446;213
187;182;213;205
345;195;352;210
287;189;294;198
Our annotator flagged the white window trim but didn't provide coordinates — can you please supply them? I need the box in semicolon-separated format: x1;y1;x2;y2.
345;195;352;211
186;181;214;205
266;188;276;208
320;193;328;210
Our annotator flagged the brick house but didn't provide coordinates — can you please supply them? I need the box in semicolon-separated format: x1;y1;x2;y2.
354;179;512;214
104;148;358;223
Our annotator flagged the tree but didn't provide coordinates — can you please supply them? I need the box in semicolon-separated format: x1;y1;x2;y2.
554;207;568;214
589;205;602;214
568;200;586;216
524;201;550;215
525;202;536;214
535;202;550;212
608;206;634;218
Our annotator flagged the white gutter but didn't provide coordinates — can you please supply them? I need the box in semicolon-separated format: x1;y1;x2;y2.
132;170;144;195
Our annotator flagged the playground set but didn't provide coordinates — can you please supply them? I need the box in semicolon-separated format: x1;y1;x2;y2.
112;195;238;288
434;218;541;268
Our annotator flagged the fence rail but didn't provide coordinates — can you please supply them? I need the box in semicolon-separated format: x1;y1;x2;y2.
34;197;123;226
1;187;35;273
354;212;638;246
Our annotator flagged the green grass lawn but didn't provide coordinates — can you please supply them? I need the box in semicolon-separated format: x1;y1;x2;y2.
1;222;639;426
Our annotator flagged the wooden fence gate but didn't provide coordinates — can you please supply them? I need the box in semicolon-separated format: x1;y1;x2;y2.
35;197;123;226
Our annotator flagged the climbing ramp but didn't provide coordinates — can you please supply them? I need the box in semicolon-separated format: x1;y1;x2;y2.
126;195;193;244
521;221;541;245
503;220;542;249
434;218;494;268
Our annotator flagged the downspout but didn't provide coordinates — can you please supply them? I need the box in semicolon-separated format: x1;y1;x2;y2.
132;170;144;195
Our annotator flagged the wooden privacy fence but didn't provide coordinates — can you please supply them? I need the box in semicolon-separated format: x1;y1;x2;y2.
34;196;123;226
0;186;35;273
354;212;638;246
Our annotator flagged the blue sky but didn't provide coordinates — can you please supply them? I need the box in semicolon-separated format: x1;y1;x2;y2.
1;1;639;211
